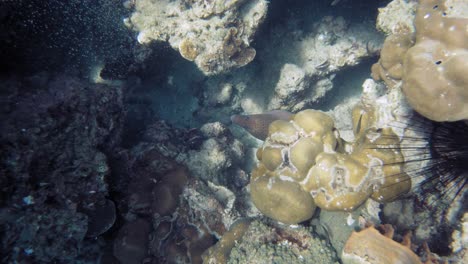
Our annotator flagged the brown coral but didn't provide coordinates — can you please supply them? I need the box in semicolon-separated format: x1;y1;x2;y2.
371;31;414;88
373;0;468;121
342;225;421;264
179;38;201;61
342;225;446;264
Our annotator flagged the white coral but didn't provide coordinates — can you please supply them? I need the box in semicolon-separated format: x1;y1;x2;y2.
127;0;268;75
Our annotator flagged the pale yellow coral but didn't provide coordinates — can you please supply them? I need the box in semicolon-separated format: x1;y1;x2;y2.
290;137;323;177
261;146;283;171
373;0;468;121
250;169;316;224
403;38;468;121
303;152;372;211
371;32;414;88
250;109;340;223
250;108;412;222
293;109;335;137
268;120;299;144
353;128;411;203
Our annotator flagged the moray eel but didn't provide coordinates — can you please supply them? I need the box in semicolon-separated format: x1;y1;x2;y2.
231;110;293;140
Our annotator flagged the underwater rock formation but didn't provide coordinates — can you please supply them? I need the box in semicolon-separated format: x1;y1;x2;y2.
203;219;339;263
126;0;268;75
376;0;417;35
0;73;124;262
263;15;383;112
192;14;383;123
178;122;246;187
108;116;258;263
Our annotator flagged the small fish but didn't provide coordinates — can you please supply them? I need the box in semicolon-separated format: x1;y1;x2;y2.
231;110;293;140
355;113;363;136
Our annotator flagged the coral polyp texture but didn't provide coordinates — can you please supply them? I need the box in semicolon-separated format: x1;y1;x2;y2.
250;109;411;224
374;0;468;122
403;0;468;122
126;0;268;75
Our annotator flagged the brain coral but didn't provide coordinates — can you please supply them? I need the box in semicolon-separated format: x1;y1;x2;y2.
250;109;411;223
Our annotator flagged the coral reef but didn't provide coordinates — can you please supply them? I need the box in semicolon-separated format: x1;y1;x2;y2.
311;200;382;256
0;73;124;263
201;217;345;263
126;0;268;75
375;0;417;35
342;225;424;264
192;14;383;125
3;1;466;263
130;119;247;188
370;1;468;258
374;0;468;122
110;135;211;263
263;15;383;112
108;116;257;263
177;122;246;187
250;106;411;223
371;31;414;88
402;0;468;121
202;218;252;263
227;220;339;264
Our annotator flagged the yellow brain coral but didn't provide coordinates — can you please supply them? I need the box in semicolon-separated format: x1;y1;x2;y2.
250;109;411;223
303;152;372;211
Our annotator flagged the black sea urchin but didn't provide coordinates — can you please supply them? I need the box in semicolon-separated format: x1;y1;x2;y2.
424;121;468;201
379;117;468;208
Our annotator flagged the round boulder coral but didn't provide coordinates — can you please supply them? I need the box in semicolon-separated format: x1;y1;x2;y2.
303;152;372;211
250;168;316;224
